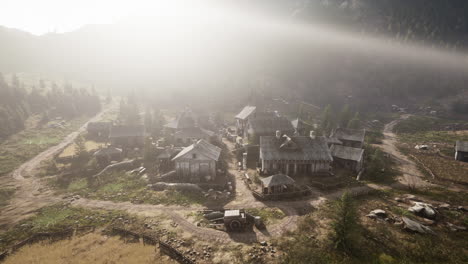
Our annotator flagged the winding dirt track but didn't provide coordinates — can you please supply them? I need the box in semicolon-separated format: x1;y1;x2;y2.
0;114;430;243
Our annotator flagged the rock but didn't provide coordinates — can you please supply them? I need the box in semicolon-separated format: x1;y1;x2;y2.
437;203;450;210
402;217;435;234
446;222;467;232
395;197;405;203
457;206;468;212
260;241;268;246
371;209;387;217
408;202;437;219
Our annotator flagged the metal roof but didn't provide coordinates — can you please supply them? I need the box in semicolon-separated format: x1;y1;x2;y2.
326;137;343;145
235;106;256;120
94;146;122;156
174;127;214;138
87;122;111;131
455;141;468;152
248;114;295;135
109;125;145;138
330;128;366;143
164;110;196;129
260;174;296;187
172;139;221;161
260;135;333;161
330;145;364;162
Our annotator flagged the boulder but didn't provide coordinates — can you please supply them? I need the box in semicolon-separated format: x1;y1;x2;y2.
402;217;435;234
408;202;437;219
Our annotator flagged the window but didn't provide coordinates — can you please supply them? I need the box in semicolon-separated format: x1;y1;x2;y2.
192;154;197;159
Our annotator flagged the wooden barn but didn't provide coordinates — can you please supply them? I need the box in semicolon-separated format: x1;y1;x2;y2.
329;128;366;148
330;145;364;172
259;131;333;176
109;125;145;148
93;146;123;164
455;141;468;162
171;139;221;182
164;110;197;134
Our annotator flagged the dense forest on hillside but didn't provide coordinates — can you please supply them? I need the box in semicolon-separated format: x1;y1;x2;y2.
0;73;101;139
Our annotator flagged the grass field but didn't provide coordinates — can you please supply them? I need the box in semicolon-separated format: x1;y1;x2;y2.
0;204;127;252
397;127;468;184
60;171;207;206
3;233;173;264
58;140;104;158
0;115;88;176
0;188;15;207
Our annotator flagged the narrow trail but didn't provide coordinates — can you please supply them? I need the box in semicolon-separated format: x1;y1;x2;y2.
0;114;433;244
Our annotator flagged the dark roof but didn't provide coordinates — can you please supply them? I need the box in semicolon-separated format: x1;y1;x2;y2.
172;139;221;161
109;125;145;138
174;127;214;138
260;135;333;161
261;174;296;187
248;113;295;135
326;137;343;145
331;128;366;143
94;146;122;156
87;122;111;131
235;106;256;120
164;110;196;129
330;145;364;162
455;141;468;152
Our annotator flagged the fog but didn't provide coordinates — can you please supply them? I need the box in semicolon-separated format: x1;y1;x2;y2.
0;0;467;108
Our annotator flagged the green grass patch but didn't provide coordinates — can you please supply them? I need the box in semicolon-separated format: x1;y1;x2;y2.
0;188;15;207
0;116;88;176
246;207;286;225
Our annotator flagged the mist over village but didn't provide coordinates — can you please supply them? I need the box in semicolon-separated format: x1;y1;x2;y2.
0;1;467;263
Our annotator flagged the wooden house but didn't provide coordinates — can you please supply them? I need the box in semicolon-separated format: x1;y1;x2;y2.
87;122;111;138
245;112;295;144
174;127;215;146
164;110;197;134
259;131;333;175
171;139;221;182
330;145;364;172
455;141;468;162
260;174;297;195
235;106;256;136
109;125;145;148
329;128;366;148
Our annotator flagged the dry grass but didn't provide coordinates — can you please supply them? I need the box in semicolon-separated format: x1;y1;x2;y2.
58;140;104;158
4;233;175;264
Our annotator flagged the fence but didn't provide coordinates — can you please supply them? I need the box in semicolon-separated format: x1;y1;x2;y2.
252;186;312;201
159;241;195;264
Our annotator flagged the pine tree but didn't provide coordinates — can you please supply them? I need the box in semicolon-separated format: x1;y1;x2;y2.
331;191;359;254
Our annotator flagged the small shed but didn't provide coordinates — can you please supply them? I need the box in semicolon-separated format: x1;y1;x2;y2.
109;125;145;148
330;145;364;172
260;174;297;194
455;141;468;162
330;128;366;148
93;146;123;164
235;106;256;136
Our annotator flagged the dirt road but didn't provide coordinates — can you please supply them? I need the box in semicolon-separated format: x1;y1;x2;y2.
378;114;430;188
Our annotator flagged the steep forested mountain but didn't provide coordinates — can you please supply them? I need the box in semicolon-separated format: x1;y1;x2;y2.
0;73;101;139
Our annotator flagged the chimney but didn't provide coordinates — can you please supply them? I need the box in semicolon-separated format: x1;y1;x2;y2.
310;130;315;139
276;130;281;139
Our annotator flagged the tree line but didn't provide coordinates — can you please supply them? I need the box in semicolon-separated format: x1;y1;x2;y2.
0;73;101;139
